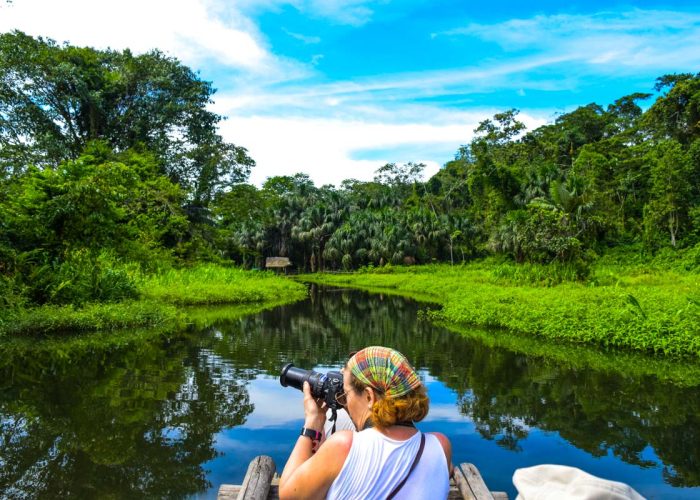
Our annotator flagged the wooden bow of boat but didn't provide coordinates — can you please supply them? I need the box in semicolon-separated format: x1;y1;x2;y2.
218;455;508;500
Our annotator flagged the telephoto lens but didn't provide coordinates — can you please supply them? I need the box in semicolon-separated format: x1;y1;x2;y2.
279;363;323;394
279;363;344;410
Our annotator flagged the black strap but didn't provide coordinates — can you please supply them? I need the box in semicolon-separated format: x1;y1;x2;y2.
386;433;425;500
330;407;338;435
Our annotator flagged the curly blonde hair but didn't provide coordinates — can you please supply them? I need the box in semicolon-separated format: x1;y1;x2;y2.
349;372;429;428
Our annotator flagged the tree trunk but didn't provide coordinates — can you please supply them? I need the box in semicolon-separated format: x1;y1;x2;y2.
669;211;677;247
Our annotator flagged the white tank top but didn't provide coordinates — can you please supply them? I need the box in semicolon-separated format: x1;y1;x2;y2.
326;429;450;500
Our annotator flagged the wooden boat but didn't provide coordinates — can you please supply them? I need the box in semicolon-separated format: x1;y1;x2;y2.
219;455;508;500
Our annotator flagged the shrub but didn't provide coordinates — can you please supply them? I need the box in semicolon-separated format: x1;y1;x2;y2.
31;249;139;305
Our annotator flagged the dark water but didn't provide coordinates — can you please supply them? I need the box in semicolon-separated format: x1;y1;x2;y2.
2;286;700;499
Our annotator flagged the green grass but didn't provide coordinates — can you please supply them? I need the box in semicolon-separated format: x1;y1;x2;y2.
299;260;700;359
140;265;307;305
0;265;307;337
0;300;179;336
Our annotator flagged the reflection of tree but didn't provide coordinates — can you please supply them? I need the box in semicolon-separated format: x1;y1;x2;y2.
3;287;700;494
0;335;253;498
451;346;700;486
201;286;700;487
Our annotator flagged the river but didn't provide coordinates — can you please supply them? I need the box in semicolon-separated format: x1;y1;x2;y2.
1;285;699;498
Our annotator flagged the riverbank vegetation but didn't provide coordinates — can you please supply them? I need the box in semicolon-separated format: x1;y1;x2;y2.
0;32;306;335
1;31;699;350
0;265;306;336
300;253;700;358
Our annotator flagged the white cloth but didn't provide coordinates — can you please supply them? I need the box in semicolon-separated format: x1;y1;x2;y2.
326;429;450;500
513;464;646;500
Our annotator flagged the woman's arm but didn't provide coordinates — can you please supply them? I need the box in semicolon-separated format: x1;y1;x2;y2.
279;382;352;499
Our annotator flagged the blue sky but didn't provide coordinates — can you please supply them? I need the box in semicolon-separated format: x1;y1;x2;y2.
2;0;700;186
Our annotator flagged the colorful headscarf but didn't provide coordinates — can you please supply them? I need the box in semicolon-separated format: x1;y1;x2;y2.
347;346;421;399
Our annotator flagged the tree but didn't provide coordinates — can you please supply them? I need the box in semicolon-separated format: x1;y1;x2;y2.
0;31;253;203
1;142;187;303
645;73;700;145
373;161;425;186
644;140;693;247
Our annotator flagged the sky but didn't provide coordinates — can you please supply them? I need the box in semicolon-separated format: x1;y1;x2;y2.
1;0;700;187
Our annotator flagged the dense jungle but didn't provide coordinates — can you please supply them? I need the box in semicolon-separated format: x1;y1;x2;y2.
0;31;698;357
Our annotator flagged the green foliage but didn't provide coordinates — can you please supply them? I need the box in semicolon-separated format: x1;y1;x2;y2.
0;30;253;201
31;249;140;305
212;73;700;274
1;32;699;355
141;264;307;306
0;300;178;337
0;264;306;336
1;145;188;305
643;140;694;248
301;261;700;358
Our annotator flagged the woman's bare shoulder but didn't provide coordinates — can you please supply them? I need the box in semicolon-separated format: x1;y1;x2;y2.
428;431;451;446
322;429;354;454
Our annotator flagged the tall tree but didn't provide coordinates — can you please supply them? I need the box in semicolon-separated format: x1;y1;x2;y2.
0;31;253;203
645;73;700;145
644;140;693;247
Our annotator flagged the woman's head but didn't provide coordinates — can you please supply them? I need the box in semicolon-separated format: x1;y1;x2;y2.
343;346;429;429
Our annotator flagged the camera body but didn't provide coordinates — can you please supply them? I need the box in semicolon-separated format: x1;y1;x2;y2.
280;363;344;411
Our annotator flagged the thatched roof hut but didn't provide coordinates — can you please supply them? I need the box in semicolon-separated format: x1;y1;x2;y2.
265;257;292;269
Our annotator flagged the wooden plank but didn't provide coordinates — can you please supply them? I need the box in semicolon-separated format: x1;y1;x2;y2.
449;486;465;499
220;484;503;500
236;455;276;500
453;463;495;500
220;460;506;500
218;485;241;499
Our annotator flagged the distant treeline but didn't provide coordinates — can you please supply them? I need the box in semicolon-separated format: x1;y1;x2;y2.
1;31;699;307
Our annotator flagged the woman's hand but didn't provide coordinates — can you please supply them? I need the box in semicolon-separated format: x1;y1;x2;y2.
303;381;327;431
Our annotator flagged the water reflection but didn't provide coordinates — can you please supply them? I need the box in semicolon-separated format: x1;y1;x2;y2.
1;333;253;498
2;286;700;499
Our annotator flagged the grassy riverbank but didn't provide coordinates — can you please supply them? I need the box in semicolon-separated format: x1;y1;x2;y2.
0;265;307;336
300;258;700;359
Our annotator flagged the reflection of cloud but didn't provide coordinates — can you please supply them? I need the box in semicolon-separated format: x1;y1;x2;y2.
214;431;291;454
426;403;474;424
242;377;303;429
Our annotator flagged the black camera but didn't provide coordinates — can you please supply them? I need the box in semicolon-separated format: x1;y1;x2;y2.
280;363;344;411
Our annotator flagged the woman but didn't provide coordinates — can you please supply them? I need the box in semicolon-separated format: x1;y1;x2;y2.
279;346;453;499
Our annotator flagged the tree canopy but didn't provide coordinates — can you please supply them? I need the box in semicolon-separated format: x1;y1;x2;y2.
1;31;700;306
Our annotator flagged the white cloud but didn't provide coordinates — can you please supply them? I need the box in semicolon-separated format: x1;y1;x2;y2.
304;0;375;26
436;9;700;72
0;0;293;75
283;28;321;44
211;54;577;123
236;0;377;26
219;111;546;187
